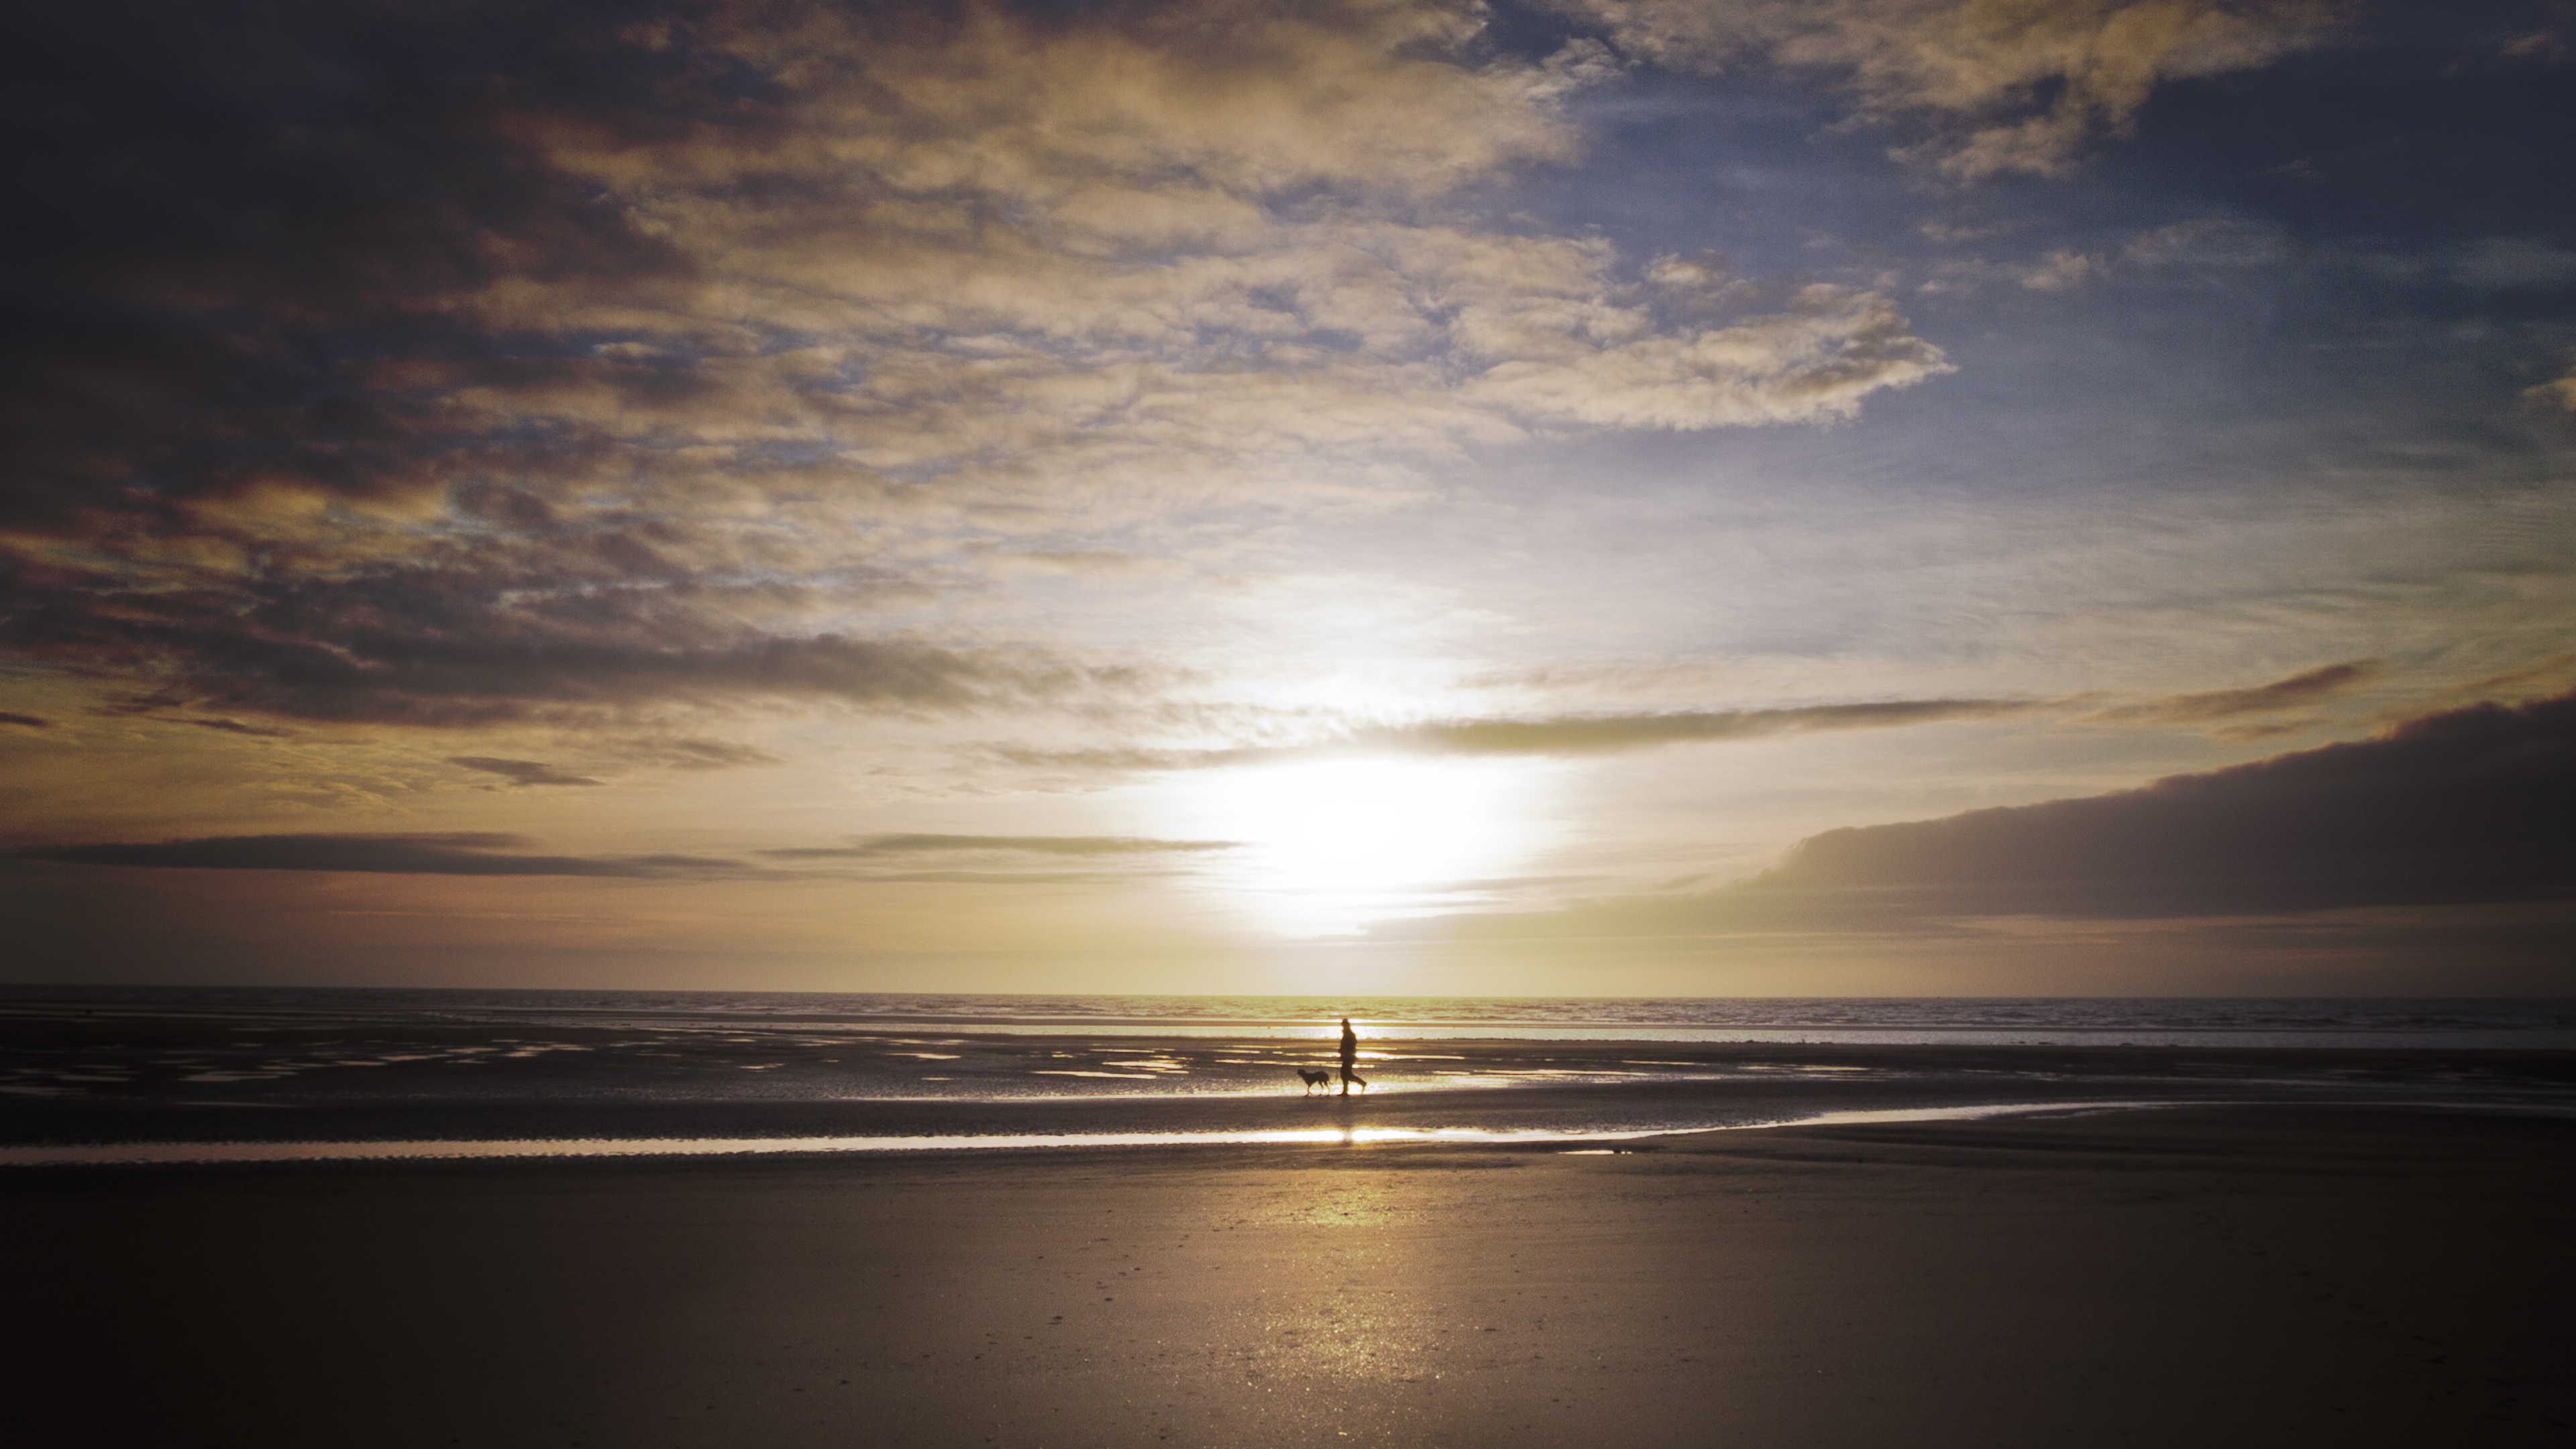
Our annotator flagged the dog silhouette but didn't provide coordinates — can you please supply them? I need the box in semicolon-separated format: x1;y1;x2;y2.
1296;1069;1332;1094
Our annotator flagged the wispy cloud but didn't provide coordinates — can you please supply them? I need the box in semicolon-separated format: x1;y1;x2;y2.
2529;353;2576;411
15;830;1238;884
1399;699;2041;752
2018;250;2105;291
1557;0;2343;178
2445;654;2576;702
2454;237;2576;290
847;869;1208;886
166;717;295;739
750;833;1242;887
641;738;786;771
761;835;1240;860
1006;697;2041;769
2083;660;2383;727
2122;217;2293;269
3;579;1102;724
447;757;607;788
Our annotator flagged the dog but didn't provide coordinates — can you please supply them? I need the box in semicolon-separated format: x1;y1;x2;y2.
1296;1069;1333;1094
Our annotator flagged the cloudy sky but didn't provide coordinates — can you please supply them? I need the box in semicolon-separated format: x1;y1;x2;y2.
4;0;2571;996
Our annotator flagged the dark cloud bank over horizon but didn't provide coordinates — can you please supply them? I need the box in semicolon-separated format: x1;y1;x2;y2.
1399;690;2576;939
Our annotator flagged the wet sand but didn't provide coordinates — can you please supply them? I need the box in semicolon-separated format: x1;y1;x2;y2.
12;1104;2573;1448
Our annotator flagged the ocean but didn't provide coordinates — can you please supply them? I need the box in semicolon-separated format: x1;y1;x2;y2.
7;987;2574;1165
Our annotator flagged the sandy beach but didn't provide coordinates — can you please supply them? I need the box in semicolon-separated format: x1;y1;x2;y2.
13;1103;2572;1448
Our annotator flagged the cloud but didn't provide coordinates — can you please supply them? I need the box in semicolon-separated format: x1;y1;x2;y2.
2083;659;2383;727
0;0;1951;737
2453;237;2576;290
753;832;1243;885
2200;717;2324;742
0;712;55;729
1004;697;2041;769
761;835;1240;859
1464;282;1953;427
1395;698;2040;752
447;756;608;788
2121;217;2292;268
2529;354;2576;411
2445;653;2576;702
850;869;1205;885
13;828;1234;883
2;574;1091;722
11;833;767;879
2491;23;2571;64
1919;217;2290;296
1974;217;2291;297
1558;0;2343;178
2018;250;2105;291
1748;689;2575;915
168;716;294;739
645;737;786;771
1399;690;2576;938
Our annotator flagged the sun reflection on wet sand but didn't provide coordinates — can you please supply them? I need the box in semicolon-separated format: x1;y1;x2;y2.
0;1101;2194;1167
0;1125;1627;1167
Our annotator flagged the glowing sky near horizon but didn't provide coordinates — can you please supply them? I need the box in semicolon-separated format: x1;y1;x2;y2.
1;0;2570;995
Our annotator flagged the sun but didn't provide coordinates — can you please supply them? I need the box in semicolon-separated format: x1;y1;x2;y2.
1167;755;1547;935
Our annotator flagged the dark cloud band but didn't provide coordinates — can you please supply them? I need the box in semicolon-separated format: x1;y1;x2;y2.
448;757;606;788
2084;660;2385;727
1010;698;2039;769
762;835;1240;859
1397;691;2576;939
13;833;761;879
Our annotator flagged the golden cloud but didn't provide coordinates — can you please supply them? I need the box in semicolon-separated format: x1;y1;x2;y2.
1557;0;2343;178
480;0;1951;505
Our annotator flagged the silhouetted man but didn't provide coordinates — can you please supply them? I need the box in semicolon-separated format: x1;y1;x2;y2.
1338;1017;1367;1095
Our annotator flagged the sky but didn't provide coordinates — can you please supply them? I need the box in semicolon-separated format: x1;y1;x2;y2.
3;0;2571;998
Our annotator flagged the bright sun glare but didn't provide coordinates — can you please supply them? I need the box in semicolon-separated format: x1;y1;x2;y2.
1171;755;1546;935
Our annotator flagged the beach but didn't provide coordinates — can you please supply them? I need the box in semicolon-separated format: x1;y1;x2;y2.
14;1104;2573;1448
